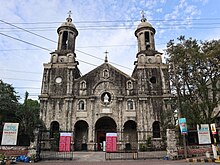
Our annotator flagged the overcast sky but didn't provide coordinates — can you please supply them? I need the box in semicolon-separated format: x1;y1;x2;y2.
0;0;220;102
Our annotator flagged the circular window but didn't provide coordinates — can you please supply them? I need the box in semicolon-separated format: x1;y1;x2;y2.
55;77;62;84
150;76;156;83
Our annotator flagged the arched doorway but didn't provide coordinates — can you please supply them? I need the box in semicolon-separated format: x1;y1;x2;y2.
123;120;138;150
50;121;60;138
95;117;117;151
74;120;89;151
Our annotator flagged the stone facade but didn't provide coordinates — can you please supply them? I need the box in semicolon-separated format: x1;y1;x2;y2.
39;13;172;151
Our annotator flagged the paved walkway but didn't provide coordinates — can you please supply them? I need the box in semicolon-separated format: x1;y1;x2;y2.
32;152;216;165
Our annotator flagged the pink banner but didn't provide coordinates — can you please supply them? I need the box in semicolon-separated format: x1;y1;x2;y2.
59;133;72;152
106;133;117;152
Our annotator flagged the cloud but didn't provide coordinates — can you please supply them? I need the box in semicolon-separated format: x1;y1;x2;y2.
0;0;218;102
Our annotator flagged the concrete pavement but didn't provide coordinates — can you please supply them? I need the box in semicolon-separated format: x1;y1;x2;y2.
29;152;217;165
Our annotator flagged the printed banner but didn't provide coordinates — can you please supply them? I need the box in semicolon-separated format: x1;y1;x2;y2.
179;118;187;134
106;133;117;152
1;123;19;145
210;123;217;134
197;124;211;144
59;133;72;152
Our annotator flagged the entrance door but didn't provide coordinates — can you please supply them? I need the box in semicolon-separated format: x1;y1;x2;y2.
97;131;106;150
95;117;117;151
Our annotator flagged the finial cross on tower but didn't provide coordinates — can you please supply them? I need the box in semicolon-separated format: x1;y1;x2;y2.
141;10;147;22
141;10;145;19
67;10;72;18
104;50;109;56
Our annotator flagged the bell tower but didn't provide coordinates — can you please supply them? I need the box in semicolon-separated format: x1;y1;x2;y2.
135;11;156;53
39;12;81;130
132;12;171;145
132;12;170;95
57;11;78;52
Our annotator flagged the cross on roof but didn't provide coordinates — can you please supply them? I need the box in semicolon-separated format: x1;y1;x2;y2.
104;50;109;62
141;10;145;19
67;10;72;18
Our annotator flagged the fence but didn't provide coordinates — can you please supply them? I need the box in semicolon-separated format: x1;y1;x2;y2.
37;130;74;160
105;131;167;160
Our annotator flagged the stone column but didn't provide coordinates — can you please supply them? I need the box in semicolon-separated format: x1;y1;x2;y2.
166;129;178;160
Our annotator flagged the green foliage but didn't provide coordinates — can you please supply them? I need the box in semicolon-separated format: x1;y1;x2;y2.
166;36;220;127
0;80;41;146
16;92;41;144
0;80;19;122
139;137;152;151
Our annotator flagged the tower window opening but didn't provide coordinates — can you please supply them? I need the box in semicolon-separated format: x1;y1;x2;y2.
127;81;133;89
80;81;86;89
145;31;150;49
61;31;68;50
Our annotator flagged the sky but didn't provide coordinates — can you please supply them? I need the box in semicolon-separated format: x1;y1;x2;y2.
0;0;220;102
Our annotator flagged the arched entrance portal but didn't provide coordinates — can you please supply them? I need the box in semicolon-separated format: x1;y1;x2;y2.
95;117;117;151
123;120;138;150
74;120;89;151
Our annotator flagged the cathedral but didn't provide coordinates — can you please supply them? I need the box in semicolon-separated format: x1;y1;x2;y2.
39;13;171;151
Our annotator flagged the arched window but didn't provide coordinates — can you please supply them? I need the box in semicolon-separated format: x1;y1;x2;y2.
80;81;86;89
103;69;109;78
61;31;68;50
127;100;134;110
51;54;58;63
50;121;60;138
79;100;85;110
127;81;133;90
152;121;160;138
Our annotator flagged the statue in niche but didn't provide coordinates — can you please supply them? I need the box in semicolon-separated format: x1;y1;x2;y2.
104;93;109;103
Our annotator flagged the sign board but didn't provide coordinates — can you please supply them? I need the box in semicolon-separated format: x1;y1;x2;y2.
179;118;187;134
1;123;19;145
59;133;72;152
211;123;217;134
197;124;211;144
106;133;117;152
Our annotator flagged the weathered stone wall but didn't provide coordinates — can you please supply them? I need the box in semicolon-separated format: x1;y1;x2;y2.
166;129;178;159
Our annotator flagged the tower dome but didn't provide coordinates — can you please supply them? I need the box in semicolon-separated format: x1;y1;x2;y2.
57;11;78;52
135;11;156;52
137;16;153;29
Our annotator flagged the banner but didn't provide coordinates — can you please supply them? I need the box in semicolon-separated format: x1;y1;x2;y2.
106;133;117;152
59;133;72;152
210;123;217;135
179;118;187;134
197;124;211;144
1;123;19;145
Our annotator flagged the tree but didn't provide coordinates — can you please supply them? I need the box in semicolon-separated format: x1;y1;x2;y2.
16;92;41;145
0;80;19;122
166;36;220;127
0;80;20;143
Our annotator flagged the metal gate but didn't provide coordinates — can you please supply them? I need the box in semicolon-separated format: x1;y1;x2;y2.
36;130;74;160
105;130;167;160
